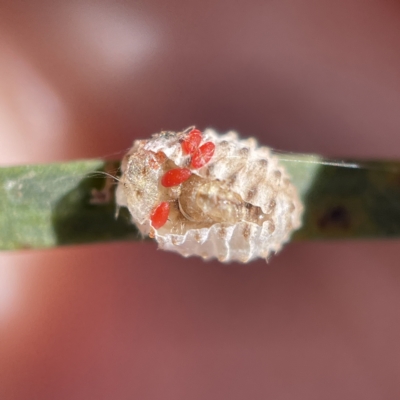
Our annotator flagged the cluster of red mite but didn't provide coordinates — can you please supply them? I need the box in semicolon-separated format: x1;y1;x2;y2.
150;129;216;230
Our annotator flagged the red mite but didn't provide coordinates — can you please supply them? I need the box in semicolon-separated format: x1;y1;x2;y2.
150;202;170;229
191;142;215;169
161;168;192;187
181;129;202;155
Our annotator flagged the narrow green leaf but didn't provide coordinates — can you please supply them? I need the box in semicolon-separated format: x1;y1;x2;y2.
279;156;400;240
0;160;140;250
1;156;400;250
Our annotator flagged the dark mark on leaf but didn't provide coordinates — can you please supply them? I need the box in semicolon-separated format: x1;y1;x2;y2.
318;205;351;230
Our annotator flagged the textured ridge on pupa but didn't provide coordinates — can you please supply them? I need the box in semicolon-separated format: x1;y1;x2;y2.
117;128;303;263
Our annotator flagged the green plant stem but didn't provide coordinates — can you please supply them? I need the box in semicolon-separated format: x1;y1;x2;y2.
1;156;400;250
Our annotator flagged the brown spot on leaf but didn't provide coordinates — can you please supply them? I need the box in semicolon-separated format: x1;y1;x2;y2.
90;188;112;205
318;206;351;230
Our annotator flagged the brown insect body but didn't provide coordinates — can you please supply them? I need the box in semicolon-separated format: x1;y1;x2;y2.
179;175;270;226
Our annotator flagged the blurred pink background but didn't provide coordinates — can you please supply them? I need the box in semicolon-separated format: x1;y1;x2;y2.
1;1;400;399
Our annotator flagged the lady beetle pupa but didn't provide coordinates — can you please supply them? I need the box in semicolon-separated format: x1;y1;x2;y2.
116;128;303;263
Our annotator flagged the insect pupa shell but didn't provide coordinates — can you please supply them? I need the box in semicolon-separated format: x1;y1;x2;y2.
116;128;303;263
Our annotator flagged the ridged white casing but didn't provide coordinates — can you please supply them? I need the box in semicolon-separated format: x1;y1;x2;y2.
116;129;303;263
